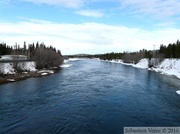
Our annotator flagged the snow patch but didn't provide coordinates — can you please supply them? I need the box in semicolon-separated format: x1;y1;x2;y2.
7;79;15;82
22;72;28;74
133;59;148;69
0;55;13;60
0;55;27;60
0;63;15;75
109;59;122;63
41;73;48;76
100;59;122;64
68;58;82;61
176;90;180;95
18;62;36;71
61;64;72;68
37;70;54;74
38;70;54;76
63;60;69;63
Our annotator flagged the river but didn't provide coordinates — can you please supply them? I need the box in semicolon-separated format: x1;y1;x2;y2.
0;59;180;134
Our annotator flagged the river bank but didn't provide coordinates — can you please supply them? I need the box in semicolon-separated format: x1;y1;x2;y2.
0;60;64;84
101;58;180;79
0;67;61;85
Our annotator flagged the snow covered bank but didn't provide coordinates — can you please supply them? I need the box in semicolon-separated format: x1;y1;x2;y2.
125;58;180;79
0;63;61;84
102;58;180;79
0;62;36;75
60;59;72;68
17;62;36;72
0;63;15;74
101;59;122;64
153;59;180;79
62;58;88;68
133;59;149;69
101;59;149;69
0;55;27;60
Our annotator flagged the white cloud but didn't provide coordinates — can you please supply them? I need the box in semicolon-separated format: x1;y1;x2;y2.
75;10;104;17
155;21;177;27
20;0;85;8
0;19;180;55
119;0;180;19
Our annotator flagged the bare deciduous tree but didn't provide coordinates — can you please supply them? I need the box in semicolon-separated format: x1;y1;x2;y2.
32;46;63;69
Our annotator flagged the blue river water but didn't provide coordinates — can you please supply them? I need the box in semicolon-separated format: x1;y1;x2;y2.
0;59;180;134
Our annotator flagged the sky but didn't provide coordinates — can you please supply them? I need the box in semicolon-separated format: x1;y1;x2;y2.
1;0;180;55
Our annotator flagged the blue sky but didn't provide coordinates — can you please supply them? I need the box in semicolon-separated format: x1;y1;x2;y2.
1;0;180;55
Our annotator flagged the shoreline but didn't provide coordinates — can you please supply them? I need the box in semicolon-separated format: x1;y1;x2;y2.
0;67;61;85
100;59;180;80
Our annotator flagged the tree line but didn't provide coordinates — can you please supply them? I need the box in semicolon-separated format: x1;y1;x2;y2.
97;50;152;63
159;40;180;58
96;39;180;63
0;42;64;69
0;43;12;55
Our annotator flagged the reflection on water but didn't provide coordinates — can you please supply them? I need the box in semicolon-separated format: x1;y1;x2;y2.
0;59;180;134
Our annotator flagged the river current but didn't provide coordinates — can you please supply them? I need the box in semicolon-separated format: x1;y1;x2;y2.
0;59;180;134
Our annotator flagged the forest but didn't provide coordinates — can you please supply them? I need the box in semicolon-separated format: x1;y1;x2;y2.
0;42;64;69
